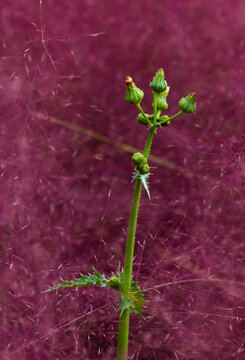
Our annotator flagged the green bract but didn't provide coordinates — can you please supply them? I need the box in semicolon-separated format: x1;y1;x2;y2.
179;93;196;113
149;68;167;93
125;76;144;104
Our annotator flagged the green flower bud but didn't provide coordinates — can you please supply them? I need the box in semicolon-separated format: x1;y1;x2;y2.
149;68;167;93
158;115;170;126
132;152;149;174
179;93;196;113
137;113;150;125
153;86;170;112
125;76;144;104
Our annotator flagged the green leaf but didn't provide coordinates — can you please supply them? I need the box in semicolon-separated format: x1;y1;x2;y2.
45;268;147;318
119;280;147;317
106;272;124;292
140;173;151;199
45;268;108;292
132;171;151;199
46;269;124;293
128;281;147;317
131;170;139;183
119;295;135;316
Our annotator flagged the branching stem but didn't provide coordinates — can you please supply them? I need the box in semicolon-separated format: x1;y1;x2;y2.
117;96;158;360
157;110;183;126
136;103;152;127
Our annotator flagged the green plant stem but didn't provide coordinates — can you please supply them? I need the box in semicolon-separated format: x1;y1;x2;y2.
136;103;152;126
152;93;159;127
117;97;158;360
168;110;183;120
122;178;143;293
117;178;142;360
117;308;130;360
158;110;183;125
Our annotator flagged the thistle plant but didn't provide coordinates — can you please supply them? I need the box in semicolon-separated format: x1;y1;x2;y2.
45;68;196;359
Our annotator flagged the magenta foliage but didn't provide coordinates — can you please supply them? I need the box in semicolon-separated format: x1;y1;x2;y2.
1;0;245;359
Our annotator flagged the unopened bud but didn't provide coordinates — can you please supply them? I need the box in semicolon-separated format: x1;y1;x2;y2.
137;113;150;125
149;68;167;93
179;93;196;113
125;76;144;104
153;86;170;112
132;152;149;174
158;115;170;126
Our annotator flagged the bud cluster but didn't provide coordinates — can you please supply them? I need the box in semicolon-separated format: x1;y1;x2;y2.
125;68;196;132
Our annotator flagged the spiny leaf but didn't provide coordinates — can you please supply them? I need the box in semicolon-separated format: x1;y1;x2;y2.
140;173;151;199
132;171;151;199
45;268;147;318
131;170;140;183
106;272;124;292
128;281;147;317
119;280;147;317
44;268;108;292
119;295;135;316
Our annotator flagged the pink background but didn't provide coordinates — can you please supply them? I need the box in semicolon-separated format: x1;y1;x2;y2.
1;1;245;359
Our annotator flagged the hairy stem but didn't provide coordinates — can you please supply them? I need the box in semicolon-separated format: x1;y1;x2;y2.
117;98;158;360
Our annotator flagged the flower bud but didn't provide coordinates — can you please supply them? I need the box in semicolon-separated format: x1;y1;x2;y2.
132;152;149;174
179;93;196;113
158;115;170;126
153;86;170;112
149;68;167;93
125;76;144;104
137;113;150;125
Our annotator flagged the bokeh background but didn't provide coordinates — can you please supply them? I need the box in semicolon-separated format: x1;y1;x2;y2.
1;0;245;359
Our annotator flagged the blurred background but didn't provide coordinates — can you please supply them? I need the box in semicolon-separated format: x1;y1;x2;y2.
1;0;245;359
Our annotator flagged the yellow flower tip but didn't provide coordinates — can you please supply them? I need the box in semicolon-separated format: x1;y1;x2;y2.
163;85;170;96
